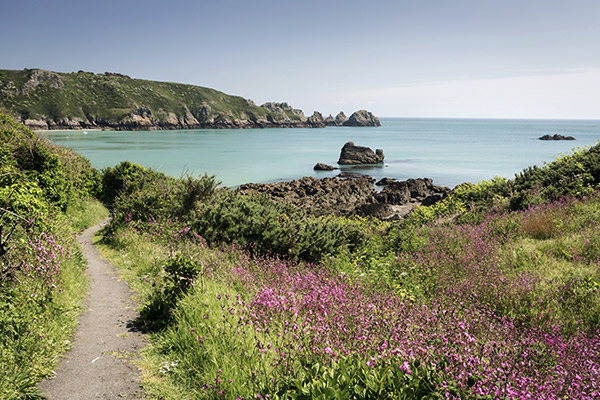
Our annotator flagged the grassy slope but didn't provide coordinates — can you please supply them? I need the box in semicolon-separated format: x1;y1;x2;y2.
0;69;303;124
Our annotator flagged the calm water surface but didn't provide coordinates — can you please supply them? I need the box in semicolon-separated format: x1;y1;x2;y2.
42;118;600;188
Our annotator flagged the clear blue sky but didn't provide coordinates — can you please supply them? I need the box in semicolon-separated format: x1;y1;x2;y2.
3;0;599;119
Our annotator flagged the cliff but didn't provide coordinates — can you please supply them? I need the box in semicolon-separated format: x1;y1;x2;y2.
0;69;380;131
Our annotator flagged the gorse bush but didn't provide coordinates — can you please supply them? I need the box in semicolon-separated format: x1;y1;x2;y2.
192;192;368;262
513;145;600;203
407;143;600;223
102;161;220;224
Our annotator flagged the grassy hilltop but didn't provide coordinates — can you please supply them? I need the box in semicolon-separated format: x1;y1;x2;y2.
0;69;312;130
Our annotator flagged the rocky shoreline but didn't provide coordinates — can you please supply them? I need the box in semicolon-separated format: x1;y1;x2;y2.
24;107;381;131
237;175;451;220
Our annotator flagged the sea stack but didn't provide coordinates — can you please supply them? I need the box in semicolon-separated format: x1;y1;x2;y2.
342;110;381;127
338;141;384;165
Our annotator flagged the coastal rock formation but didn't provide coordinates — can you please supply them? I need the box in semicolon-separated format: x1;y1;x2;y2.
238;176;377;217
375;177;396;186
313;163;336;171
324;114;336;126
0;69;383;131
539;134;576;141
238;175;450;219
261;102;307;122
323;112;348;127
307;111;326;128
343;110;381;127
335;112;348;126
375;178;451;206
338;141;384;165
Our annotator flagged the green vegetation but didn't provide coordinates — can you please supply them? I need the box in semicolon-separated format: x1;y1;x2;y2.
0;113;107;399
0;69;305;127
3;108;600;398
97;136;600;398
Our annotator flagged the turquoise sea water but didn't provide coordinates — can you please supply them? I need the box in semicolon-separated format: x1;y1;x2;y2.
41;118;600;188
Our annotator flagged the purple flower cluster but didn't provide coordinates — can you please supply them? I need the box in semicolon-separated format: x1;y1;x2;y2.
216;253;600;398
194;197;600;398
21;230;69;291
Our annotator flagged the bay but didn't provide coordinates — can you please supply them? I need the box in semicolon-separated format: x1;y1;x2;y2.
41;118;600;188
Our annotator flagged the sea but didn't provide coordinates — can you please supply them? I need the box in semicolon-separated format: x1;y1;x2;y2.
41;118;600;189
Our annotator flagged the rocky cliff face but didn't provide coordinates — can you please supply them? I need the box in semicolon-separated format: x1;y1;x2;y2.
20;109;382;131
237;175;451;219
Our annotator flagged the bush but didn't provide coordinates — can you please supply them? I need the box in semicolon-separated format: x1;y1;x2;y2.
512;144;600;207
191;192;368;262
102;162;219;225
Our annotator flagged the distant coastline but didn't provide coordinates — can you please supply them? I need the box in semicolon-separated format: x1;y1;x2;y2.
0;68;380;131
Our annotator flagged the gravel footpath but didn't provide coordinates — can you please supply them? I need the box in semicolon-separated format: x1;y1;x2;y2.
38;220;146;399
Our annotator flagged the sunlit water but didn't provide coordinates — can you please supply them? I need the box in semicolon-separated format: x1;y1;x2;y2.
42;118;600;188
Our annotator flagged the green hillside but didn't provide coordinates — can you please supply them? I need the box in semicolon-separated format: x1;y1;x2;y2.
0;69;309;130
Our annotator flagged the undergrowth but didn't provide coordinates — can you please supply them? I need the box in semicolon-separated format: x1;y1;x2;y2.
0;113;106;399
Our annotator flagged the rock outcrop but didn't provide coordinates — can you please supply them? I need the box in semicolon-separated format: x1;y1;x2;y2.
539;134;576;141
238;175;450;219
323;115;336;126
375;177;396;186
238;176;377;217
323;111;349;127
307;112;326;128
335;112;348;126
313;163;336;171
338;141;384;165
343;110;381;127
375;178;451;206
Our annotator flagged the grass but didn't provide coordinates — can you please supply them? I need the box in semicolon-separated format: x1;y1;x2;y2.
65;197;110;232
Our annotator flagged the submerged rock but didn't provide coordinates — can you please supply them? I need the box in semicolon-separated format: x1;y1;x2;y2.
313;163;336;171
338;141;384;165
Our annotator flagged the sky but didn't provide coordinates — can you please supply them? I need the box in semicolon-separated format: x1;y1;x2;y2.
2;0;600;119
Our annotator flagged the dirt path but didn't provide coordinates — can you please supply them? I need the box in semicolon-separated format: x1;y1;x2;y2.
38;220;146;399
